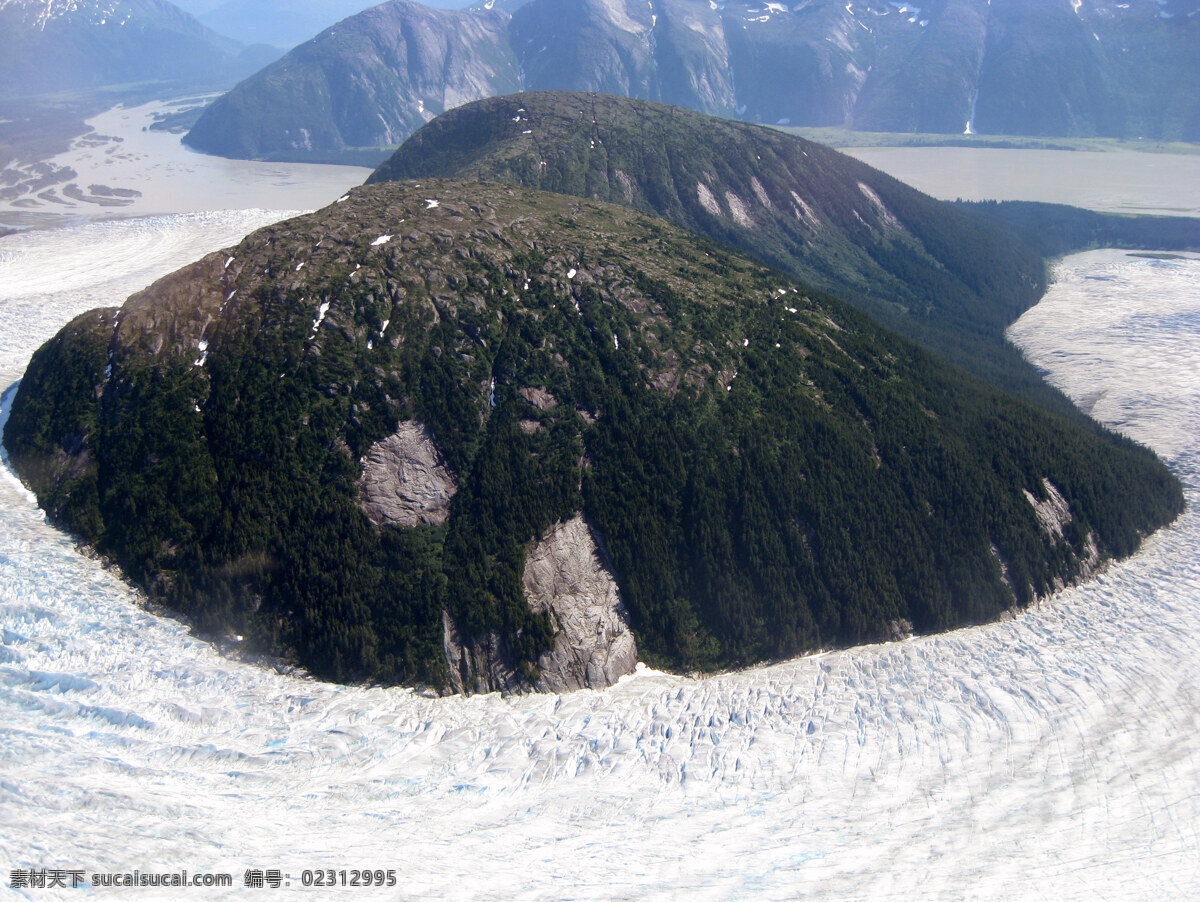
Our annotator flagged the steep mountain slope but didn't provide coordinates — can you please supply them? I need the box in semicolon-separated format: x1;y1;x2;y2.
0;0;279;97
5;180;1182;691
182;0;519;160
368;92;1057;403
183;0;1200;161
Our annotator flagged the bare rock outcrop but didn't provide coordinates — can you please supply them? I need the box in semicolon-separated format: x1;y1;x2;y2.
441;513;638;695
1021;478;1106;593
524;514;638;693
441;612;527;696
359;421;456;527
1023;478;1072;543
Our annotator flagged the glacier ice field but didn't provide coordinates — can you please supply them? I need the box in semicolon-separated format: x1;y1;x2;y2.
0;217;1198;900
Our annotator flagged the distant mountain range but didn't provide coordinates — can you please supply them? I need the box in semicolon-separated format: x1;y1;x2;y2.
184;0;1200;162
0;0;280;97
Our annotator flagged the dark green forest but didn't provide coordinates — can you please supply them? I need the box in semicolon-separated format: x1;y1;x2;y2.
367;93;1199;423
5;181;1183;687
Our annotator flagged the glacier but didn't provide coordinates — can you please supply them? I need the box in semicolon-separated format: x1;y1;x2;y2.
1;220;1199;899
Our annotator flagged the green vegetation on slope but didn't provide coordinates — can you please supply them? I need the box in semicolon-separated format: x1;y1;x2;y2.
5;181;1183;686
369;92;1200;419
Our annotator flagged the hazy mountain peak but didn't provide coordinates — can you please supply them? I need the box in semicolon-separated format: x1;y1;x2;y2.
184;0;1200;161
0;0;280;96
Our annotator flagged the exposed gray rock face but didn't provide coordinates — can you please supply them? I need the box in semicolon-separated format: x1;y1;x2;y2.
1023;477;1072;543
441;513;637;695
442;611;527;696
524;514;638;692
518;386;558;410
359;421;457;527
1022;478;1106;593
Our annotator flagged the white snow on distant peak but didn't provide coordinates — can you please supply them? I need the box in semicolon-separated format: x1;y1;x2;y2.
425;199;439;209
567;268;577;279
193;339;209;368
223;257;234;270
336;194;350;204
295;261;305;272
371;235;392;246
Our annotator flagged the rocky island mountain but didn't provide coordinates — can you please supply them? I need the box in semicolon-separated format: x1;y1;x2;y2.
183;0;1200;162
368;91;1200;410
0;0;280;98
4;179;1183;691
